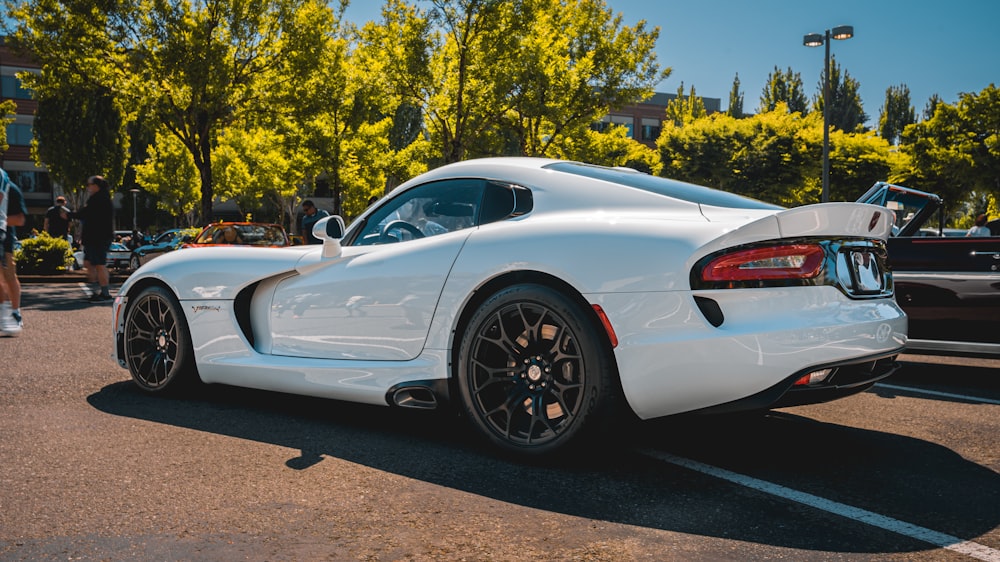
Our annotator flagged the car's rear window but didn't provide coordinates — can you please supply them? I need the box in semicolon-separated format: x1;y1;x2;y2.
546;162;781;210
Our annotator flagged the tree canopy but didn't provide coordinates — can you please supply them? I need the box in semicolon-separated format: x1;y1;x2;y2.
877;84;915;146
759;66;808;114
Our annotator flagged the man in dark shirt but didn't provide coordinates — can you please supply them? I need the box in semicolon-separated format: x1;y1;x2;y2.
66;176;115;302
300;199;330;244
44;196;71;240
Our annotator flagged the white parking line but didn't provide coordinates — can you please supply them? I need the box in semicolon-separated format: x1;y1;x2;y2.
875;383;1000;406
641;450;1000;561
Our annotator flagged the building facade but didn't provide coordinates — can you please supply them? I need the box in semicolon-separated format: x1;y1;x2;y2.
595;92;722;147
1;37;51;229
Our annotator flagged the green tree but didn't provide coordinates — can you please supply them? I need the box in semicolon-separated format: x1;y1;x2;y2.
657;104;899;206
7;2;130;191
133;131;201;227
658;105;821;205
554;124;661;174
503;0;667;157
273;0;354;216
727;73;744;118
10;0;319;224
813;55;867;132
759;66;808;114
922;93;942;121
212;126;299;222
900;84;1000;211
0;99;15;150
877;84;915;146
30;84;128;195
361;0;665;164
827;129;898;201
664;82;707;126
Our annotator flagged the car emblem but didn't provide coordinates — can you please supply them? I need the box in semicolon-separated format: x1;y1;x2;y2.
868;211;881;232
851;251;883;292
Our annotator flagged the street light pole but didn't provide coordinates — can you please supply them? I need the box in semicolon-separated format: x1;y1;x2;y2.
129;188;140;248
804;25;853;203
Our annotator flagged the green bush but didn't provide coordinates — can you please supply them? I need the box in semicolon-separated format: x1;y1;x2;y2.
15;232;73;274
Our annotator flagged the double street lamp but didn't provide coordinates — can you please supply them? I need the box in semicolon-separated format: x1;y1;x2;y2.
804;25;854;203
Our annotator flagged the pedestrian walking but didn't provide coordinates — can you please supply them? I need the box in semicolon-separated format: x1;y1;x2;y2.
65;176;115;302
0;168;27;336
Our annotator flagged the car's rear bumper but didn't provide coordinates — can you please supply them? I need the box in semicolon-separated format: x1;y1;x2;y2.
689;351;900;415
593;285;908;420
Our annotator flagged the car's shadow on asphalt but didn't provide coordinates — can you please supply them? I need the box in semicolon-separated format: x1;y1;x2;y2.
87;380;999;556
21;282;122;312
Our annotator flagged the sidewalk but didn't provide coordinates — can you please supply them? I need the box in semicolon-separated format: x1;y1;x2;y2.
18;270;130;284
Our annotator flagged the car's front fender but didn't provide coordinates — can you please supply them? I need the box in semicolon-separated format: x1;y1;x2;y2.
120;245;314;301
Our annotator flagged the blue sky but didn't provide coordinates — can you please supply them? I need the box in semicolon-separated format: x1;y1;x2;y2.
344;0;1000;125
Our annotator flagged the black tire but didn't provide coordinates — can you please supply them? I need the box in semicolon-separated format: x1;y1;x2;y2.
123;285;198;393
457;284;618;457
129;254;141;271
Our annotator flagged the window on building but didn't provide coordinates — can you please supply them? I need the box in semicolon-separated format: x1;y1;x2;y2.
1;74;33;100
592;115;634;138
640;118;661;141
7;170;51;194
5;123;34;146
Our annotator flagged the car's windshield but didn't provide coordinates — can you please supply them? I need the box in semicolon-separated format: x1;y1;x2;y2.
545;162;782;210
856;182;940;236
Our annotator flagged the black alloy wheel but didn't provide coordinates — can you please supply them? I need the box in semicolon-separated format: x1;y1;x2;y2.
457;284;617;456
123;285;197;393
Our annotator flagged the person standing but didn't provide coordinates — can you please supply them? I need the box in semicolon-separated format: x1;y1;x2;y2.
65;176;115;302
0;168;27;336
300;199;329;244
43;195;72;240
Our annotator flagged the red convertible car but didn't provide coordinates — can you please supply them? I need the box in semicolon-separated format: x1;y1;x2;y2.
858;182;999;358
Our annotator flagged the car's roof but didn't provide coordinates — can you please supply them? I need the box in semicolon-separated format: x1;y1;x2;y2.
398;157;779;212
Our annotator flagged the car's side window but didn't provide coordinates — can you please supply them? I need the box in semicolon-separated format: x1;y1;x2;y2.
352;179;484;246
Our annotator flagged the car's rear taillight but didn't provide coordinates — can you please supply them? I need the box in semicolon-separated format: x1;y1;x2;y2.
700;244;825;282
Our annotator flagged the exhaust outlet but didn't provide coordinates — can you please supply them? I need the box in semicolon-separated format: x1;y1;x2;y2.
391;387;439;410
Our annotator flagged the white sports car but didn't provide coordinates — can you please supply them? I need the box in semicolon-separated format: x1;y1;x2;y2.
112;157;907;456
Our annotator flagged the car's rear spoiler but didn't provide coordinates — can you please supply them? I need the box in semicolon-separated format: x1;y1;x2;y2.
697;202;894;256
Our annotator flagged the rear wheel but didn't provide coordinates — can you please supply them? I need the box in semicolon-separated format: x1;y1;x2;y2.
129;254;141;271
123;285;197;393
457;284;618;457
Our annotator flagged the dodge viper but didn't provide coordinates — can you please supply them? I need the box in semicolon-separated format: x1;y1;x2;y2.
112;157;907;456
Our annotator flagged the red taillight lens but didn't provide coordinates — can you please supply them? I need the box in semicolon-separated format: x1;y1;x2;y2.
701;244;825;282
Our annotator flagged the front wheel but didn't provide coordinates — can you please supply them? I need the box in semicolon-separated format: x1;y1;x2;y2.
456;284;618;457
123;285;198;393
129;254;141;271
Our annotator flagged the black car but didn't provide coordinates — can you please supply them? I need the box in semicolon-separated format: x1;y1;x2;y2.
858;182;1000;358
129;228;200;270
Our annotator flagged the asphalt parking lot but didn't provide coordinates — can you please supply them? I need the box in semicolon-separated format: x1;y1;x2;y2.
2;282;998;561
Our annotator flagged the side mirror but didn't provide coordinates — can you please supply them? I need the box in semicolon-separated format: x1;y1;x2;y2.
314;215;346;258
